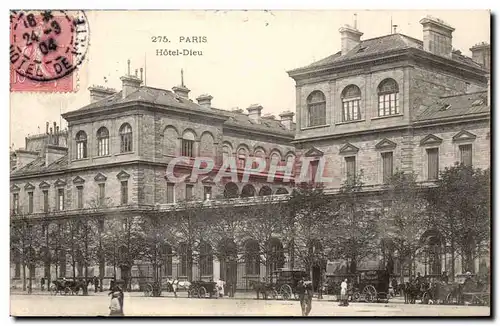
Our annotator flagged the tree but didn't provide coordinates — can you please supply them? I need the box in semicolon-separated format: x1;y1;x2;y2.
426;164;490;278
10;212;41;292
330;172;379;273
240;198;287;279
380;171;430;281
286;184;336;290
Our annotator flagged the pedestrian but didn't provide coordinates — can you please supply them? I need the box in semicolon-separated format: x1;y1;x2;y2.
41;277;45;291
108;284;124;316
297;277;313;316
216;278;225;298
172;278;179;298
93;276;99;293
339;278;349;306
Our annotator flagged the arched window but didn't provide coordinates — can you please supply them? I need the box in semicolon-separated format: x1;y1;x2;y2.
237;147;248;169
252;148;266;169
341;85;361;121
182;130;196;157
245;239;260;275
224;182;239;198
241;184;256;198
161;243;173;277
199;242;213;276
75;131;87;159
222;143;233;165
96;127;109;156
378;79;400;116
307;91;326;127
178;242;189;277
270;152;281;164
259;186;272;196
119;123;133;153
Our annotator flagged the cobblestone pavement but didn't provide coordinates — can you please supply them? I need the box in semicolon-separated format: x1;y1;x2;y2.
10;292;490;317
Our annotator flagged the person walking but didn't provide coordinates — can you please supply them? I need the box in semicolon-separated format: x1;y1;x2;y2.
339;278;349;306
108;284;124;316
297;277;313;316
40;277;45;292
216;278;225;298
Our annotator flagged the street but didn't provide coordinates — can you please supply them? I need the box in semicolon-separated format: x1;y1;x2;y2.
10;293;490;317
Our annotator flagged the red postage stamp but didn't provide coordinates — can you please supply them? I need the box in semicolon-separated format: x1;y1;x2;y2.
9;10;89;92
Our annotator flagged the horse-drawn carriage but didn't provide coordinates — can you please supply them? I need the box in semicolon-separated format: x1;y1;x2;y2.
188;280;218;298
325;269;390;303
49;278;87;296
249;269;308;300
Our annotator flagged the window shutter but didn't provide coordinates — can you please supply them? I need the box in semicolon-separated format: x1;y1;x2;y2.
382;152;393;183
427;148;439;180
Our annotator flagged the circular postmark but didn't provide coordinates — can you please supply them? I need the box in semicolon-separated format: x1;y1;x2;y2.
10;10;89;82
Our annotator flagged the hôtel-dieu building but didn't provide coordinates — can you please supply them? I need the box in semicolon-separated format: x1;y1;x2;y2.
10;16;490;291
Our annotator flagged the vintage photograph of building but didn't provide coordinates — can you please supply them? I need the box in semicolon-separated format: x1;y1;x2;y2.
9;10;490;316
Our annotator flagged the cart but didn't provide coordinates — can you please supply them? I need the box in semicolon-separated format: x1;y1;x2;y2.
188;280;218;298
271;269;308;300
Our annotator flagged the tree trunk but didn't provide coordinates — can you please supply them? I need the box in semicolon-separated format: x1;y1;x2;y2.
450;244;456;282
22;263;26;291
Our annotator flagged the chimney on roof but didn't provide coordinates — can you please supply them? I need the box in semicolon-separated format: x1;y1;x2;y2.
339;24;363;55
46;122;49;134
279;110;295;130
196;94;213;108
172;69;191;99
470;42;490;71
420;16;455;58
88;85;117;103
247;104;263;123
231;107;243;114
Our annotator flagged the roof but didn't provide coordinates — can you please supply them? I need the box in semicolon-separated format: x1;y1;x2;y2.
11;154;68;177
415;90;490;122
293;33;482;72
70;86;294;137
216;108;295;136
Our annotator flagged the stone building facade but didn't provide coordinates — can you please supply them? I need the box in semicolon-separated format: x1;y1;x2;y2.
287;16;490;277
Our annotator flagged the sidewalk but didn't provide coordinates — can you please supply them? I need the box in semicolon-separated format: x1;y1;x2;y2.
10;289;406;303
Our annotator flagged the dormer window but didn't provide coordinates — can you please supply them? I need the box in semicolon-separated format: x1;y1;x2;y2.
307;91;326;127
378;78;400;116
341;85;361;121
75;131;87;159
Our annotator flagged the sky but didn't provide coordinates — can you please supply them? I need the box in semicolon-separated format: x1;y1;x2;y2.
9;10;490;149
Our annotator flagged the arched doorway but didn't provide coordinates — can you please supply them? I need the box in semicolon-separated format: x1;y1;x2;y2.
258;186;272;196
218;238;237;295
223;182;239;198
241;184;256;197
308;239;325;292
420;230;444;276
267;238;285;280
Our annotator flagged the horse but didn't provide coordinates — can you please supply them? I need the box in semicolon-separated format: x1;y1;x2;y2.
249;280;275;300
403;281;420;304
165;278;191;297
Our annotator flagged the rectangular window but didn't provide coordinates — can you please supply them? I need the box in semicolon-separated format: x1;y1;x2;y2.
459;144;473;167
166;183;175;203
342;99;360;121
427;148;439;180
378;93;399;116
98;183;105;205
345;156;356;181
238;157;246;169
57;189;64;211
204;186;212;201
77;186;83;209
28;192;33;214
308;103;326;126
121;181;128;205
181;139;194;157
97;137;109;156
76;142;87;159
308;160;319;183
382;152;394;183
12;193;19;214
43;190;49;212
185;184;194;201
